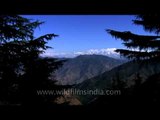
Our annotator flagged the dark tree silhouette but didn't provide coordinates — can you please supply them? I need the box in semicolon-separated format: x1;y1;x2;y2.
0;15;63;105
107;14;160;60
106;14;160;105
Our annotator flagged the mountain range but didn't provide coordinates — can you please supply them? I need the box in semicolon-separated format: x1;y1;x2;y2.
54;55;125;85
42;48;122;59
51;55;160;105
75;60;160;104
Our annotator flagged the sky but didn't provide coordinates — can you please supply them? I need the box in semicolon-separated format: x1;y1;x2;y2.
22;15;154;58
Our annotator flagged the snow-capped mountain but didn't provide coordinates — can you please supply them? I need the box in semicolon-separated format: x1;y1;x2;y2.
41;48;121;59
74;48;120;58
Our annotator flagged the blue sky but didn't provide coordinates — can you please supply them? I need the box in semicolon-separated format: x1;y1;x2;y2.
22;15;154;57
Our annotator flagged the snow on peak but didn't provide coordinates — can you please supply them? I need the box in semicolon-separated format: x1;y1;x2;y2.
41;48;120;58
74;48;119;58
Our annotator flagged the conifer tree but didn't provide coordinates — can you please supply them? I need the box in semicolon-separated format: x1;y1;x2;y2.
0;15;62;104
107;14;160;60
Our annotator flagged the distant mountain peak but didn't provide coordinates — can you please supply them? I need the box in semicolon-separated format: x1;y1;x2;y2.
74;48;120;58
41;48;122;59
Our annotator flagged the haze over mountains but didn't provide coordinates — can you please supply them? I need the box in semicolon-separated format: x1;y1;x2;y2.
54;55;125;85
42;48;122;59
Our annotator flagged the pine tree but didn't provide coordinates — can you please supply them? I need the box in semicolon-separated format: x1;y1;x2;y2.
107;14;160;105
107;14;160;60
0;15;63;105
